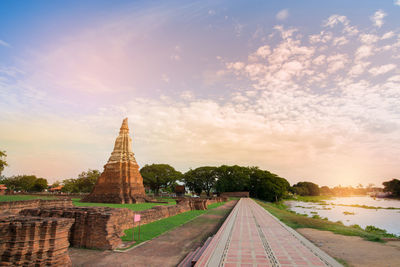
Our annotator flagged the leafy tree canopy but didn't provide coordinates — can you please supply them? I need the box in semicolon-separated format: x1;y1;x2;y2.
292;181;320;196
383;179;400;197
140;164;182;196
62;169;100;193
183;166;218;196
0;175;47;192
0;150;8;176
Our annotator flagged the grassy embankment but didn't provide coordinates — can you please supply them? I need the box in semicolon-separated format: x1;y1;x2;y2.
71;197;176;211
0;195;56;201
255;199;398;242
289;195;400;210
120;201;228;249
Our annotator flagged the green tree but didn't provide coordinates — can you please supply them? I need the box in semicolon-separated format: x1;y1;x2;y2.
383;179;400;197
0;150;8;176
140;164;182;196
62;169;100;193
32;178;48;192
292;181;320;196
77;169;100;193
249;167;289;202
215;165;251;193
183;166;218;196
62;178;79;193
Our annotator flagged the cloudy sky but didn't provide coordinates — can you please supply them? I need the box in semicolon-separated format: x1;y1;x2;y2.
1;0;400;186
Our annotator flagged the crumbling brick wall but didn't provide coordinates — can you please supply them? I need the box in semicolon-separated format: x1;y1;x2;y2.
0;198;73;215
135;202;191;225
0;215;74;266
20;207;134;250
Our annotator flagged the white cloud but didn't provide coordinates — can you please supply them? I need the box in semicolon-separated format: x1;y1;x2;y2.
208;9;216;15
332;36;348;46
394;0;400;6
355;45;373;60
226;61;245;71
349;61;371;77
324;15;358;35
368;64;396;76
255;45;271;58
381;31;395;40
276;9;289;21
371;10;386;28
0;39;10;47
359;34;379;44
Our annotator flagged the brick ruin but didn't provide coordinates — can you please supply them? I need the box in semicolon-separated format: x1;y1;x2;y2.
82;118;149;204
0;196;227;266
21;206;134;250
0;198;73;215
0;215;74;267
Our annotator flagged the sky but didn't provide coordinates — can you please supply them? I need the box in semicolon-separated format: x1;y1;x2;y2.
1;0;400;187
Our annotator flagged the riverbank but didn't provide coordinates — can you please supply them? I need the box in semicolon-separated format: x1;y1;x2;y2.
255;199;399;241
298;228;400;267
256;199;400;266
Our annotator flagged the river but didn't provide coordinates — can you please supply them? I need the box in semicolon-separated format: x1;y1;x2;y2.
286;196;400;236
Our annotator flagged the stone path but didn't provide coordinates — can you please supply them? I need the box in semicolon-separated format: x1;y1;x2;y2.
195;198;342;267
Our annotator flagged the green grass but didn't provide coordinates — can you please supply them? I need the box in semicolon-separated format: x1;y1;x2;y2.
72;198;176;211
0;195;56;202
120;202;227;248
255;199;399;242
286;195;332;203
335;258;351;267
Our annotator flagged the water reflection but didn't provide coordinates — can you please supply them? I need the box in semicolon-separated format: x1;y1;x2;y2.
286;196;400;236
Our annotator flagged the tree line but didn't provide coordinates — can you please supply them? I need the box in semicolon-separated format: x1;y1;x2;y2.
1;150;400;199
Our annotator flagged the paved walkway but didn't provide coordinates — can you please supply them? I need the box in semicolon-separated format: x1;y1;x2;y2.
195;198;342;267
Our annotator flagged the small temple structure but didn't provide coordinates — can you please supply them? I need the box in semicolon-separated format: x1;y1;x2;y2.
82;118;148;203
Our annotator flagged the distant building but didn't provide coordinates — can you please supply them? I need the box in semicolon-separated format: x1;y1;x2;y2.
175;185;186;197
0;184;7;195
49;185;63;193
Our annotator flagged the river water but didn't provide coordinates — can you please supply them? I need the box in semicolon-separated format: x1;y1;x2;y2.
286;196;400;236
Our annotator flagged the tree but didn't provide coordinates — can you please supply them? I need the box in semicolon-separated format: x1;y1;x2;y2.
292;181;320;196
249;167;289;202
215;165;251;193
77;169;100;193
383;179;400;197
320;186;332;195
1;175;39;192
183;166;218;196
0;150;8;176
32;178;48;192
62;169;100;193
140;164;182;196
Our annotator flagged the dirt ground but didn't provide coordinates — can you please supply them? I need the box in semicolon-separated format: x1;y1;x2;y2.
297;228;400;267
69;200;237;267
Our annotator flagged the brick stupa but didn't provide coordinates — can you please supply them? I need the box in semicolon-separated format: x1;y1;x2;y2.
82;118;148;203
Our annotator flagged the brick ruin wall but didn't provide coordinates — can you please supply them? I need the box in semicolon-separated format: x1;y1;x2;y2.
1;197;227;253
20;207;134;250
0;215;74;267
0;198;73;215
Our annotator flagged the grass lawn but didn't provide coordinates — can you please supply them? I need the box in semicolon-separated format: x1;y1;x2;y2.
0;195;56;202
120;202;227;248
255;199;399;242
72;198;177;211
285;195;333;203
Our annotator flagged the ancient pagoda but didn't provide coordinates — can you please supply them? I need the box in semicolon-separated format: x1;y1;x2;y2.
82;118;148;203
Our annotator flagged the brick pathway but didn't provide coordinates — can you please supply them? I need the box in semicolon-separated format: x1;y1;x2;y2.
195;198;342;267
